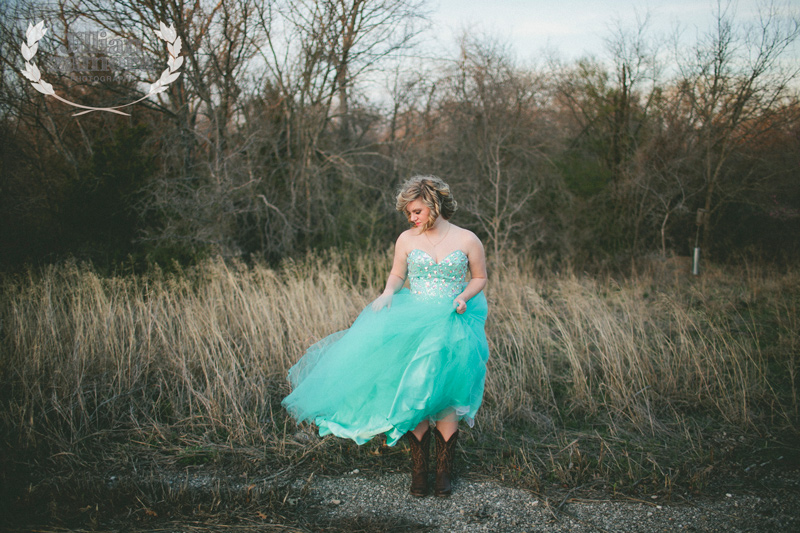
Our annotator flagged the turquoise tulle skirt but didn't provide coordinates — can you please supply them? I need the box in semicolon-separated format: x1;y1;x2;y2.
281;288;489;446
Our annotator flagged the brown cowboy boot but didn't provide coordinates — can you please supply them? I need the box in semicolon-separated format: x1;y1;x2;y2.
433;427;458;497
407;428;431;497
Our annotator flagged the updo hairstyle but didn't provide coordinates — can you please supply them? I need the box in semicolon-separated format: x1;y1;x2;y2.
395;175;458;231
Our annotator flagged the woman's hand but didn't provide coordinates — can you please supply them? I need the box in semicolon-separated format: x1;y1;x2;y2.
371;293;393;312
372;242;408;313
453;297;467;314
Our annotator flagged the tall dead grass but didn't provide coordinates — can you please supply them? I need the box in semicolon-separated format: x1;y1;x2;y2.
485;262;797;435
1;251;797;451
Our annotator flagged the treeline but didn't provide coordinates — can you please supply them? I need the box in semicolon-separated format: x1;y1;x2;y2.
1;0;799;270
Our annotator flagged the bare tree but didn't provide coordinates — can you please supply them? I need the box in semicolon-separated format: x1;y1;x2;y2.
256;0;426;239
674;0;800;252
549;11;665;259
431;34;568;260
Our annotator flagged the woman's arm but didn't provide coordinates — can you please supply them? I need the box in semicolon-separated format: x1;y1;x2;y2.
371;233;410;311
453;232;487;314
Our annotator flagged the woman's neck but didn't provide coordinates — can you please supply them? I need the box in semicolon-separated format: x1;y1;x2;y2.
421;219;451;246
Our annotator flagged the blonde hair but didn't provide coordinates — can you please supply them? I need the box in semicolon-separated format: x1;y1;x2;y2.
395;175;457;231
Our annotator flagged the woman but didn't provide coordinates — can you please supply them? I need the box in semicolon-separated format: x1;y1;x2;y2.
282;176;489;497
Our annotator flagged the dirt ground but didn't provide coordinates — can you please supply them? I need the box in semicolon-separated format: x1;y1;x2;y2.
3;453;798;532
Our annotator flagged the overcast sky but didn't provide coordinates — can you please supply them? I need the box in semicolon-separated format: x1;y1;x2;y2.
426;0;799;64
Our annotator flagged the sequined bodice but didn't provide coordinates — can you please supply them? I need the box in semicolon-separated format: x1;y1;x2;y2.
407;249;468;301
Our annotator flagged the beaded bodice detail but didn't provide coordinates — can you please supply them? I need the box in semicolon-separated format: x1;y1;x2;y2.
407;249;468;302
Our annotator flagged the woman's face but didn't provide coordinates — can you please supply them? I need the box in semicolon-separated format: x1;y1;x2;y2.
406;198;431;229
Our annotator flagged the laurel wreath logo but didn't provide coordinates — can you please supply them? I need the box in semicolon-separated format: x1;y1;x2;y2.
21;21;184;116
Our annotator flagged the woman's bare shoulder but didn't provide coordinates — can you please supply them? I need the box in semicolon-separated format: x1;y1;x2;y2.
395;229;418;251
451;225;482;247
397;228;418;241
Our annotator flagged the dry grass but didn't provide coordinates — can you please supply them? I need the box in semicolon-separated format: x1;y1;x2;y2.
1;253;377;447
484;263;798;435
1;251;798;528
0;251;797;485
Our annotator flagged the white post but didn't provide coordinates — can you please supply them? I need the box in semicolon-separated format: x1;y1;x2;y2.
692;247;701;276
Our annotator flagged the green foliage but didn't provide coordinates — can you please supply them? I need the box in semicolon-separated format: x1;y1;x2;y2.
66;123;154;259
557;150;613;198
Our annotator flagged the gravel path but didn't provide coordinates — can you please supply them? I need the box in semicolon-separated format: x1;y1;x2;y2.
304;470;799;532
10;457;796;531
